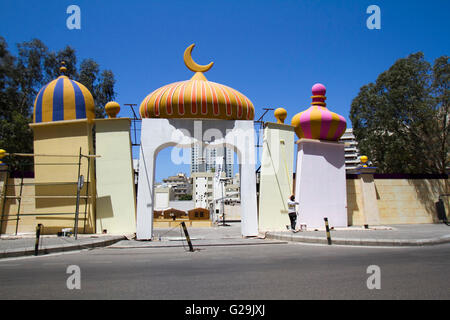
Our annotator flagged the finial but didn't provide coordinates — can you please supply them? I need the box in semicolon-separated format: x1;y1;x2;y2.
360;155;368;167
184;44;214;73
60;61;67;75
274;108;287;124
105;101;121;118
0;149;6;164
311;83;327;107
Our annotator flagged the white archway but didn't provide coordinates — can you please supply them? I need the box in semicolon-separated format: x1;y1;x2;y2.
136;119;258;240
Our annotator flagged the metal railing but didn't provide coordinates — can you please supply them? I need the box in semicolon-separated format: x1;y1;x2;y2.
0;149;98;237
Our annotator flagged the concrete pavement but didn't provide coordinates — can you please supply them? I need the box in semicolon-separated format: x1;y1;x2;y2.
1;222;449;259
1;241;449;299
265;223;450;247
0;234;126;258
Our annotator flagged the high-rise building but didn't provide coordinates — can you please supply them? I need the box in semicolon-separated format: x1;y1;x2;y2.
191;144;234;177
339;128;360;171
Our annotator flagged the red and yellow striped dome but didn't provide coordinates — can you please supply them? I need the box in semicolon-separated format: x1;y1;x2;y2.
139;44;254;120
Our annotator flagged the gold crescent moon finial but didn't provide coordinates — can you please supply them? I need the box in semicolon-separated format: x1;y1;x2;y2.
183;44;214;73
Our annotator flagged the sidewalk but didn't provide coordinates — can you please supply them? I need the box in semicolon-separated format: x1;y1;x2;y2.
109;222;287;249
0;234;127;258
1;223;449;259
265;223;450;246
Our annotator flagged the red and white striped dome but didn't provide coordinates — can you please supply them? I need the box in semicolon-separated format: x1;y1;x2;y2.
139;44;254;120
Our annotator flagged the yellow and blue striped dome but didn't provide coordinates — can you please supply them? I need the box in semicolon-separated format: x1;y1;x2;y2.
33;74;95;123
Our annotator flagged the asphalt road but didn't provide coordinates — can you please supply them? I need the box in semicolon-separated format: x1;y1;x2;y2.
0;241;449;300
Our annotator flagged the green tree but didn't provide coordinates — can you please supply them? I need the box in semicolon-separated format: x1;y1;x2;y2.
0;36;116;161
179;194;193;201
350;52;449;174
78;59;116;118
0;37;35;162
431;56;450;174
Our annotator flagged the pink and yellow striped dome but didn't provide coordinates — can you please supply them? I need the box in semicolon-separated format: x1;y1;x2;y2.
139;44;254;120
291;83;346;141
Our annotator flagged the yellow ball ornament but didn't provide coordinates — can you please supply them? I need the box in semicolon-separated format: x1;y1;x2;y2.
274;108;287;124
0;149;6;164
105;101;121;118
360;155;368;167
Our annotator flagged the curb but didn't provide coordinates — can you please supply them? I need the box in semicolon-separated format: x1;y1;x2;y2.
265;233;450;247
0;236;127;259
109;240;288;249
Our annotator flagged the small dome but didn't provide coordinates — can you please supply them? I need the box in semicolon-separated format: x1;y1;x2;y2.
139;44;254;120
291;83;346;141
274;108;287;124
33;63;95;123
105;101;121;118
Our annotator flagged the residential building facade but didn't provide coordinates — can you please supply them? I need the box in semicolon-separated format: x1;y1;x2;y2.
339;128;360;171
161;173;193;200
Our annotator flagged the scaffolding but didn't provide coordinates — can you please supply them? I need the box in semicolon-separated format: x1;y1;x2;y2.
0;149;98;237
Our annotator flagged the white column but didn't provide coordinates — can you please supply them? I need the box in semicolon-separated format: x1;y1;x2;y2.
229;121;258;237
136;119;258;239
295;139;347;229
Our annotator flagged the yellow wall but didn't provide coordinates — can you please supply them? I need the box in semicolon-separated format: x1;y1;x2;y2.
346;179;364;226
347;177;449;225
0;177;37;234
29;119;96;235
375;178;448;224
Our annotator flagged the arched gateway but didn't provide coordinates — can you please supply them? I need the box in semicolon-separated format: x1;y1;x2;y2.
136;44;258;240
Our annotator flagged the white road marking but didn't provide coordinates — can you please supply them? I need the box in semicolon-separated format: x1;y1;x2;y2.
292;242;407;249
0;249;86;263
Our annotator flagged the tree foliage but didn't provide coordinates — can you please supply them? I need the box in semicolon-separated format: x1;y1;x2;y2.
350;52;449;174
0;36;116;157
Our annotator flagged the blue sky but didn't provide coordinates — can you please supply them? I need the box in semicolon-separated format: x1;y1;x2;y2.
1;0;449;181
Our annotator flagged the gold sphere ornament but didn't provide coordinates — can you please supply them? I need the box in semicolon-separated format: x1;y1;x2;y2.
105;101;121;118
360;155;368;167
0;149;6;164
60;61;67;74
274;108;287;124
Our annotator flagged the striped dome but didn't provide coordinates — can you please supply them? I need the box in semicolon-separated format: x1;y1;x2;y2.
140;73;254;120
140;44;254;120
291;83;346;141
33;75;95;123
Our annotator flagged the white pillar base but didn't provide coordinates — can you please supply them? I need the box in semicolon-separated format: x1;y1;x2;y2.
294;139;347;229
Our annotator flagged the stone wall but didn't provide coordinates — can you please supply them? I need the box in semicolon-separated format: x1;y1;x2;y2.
347;174;449;226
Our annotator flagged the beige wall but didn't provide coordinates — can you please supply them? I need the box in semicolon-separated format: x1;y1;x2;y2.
0;177;37;234
95;118;136;235
347;177;449;225
346;179;364;226
258;122;295;231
